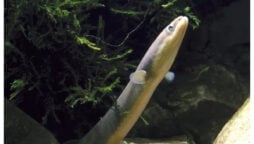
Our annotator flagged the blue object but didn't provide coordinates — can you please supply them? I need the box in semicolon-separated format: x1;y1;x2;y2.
165;71;175;83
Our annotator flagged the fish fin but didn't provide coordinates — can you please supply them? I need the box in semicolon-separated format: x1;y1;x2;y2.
165;71;175;83
130;70;147;84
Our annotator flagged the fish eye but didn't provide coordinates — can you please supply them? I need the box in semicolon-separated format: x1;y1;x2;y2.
167;25;175;32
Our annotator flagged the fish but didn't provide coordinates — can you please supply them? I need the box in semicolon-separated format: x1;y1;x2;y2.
78;16;189;144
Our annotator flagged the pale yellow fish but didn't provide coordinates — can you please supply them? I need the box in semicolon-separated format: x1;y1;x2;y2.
78;16;189;144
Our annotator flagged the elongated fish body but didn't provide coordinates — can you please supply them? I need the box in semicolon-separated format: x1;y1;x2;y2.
78;16;188;144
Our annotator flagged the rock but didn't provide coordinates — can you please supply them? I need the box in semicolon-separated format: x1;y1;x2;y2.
123;135;192;144
181;0;250;82
214;97;250;144
128;103;180;139
62;139;79;144
128;63;248;143
5;100;59;144
61;136;193;144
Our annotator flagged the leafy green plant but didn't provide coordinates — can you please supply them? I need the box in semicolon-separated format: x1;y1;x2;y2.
160;0;200;29
5;0;200;140
9;79;27;100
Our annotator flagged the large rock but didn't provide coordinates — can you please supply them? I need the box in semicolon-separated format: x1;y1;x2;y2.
5;100;59;144
62;136;192;144
129;64;248;143
122;136;191;144
214;97;250;144
183;0;249;81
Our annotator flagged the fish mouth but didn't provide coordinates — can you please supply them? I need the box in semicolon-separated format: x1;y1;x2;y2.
174;16;189;26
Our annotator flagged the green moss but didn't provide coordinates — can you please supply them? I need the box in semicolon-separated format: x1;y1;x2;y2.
9;79;27;100
5;0;200;137
75;36;101;51
161;0;178;8
110;8;144;15
99;49;133;61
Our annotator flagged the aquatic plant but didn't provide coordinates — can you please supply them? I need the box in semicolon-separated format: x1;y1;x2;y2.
5;0;200;140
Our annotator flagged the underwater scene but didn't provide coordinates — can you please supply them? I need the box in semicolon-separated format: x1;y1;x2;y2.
5;0;250;144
